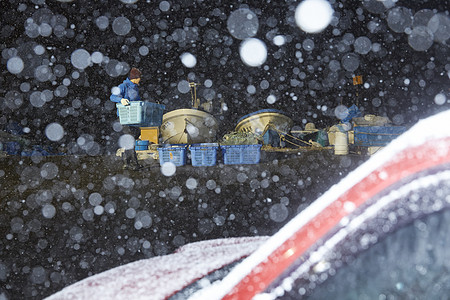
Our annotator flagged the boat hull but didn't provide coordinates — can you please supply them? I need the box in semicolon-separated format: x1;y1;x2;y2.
235;109;293;135
160;109;218;144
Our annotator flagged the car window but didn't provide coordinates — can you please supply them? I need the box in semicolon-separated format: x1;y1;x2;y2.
305;209;450;300
170;260;242;300
259;167;450;299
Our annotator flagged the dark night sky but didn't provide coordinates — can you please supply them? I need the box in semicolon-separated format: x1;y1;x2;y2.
1;0;449;153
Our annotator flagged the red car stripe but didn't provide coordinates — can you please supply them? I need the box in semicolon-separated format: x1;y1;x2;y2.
224;137;450;299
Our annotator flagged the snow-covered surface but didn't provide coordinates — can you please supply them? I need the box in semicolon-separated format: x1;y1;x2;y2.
189;109;450;299
45;236;268;300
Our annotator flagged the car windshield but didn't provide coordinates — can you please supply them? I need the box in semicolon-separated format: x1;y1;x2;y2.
260;166;450;299
306;209;450;300
1;0;449;299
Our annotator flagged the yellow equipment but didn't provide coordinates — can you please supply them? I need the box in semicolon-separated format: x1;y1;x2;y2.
140;127;159;144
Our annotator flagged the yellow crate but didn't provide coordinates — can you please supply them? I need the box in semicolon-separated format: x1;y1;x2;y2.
140;127;159;144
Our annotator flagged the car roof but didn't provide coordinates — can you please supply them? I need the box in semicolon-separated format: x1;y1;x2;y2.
44;237;268;300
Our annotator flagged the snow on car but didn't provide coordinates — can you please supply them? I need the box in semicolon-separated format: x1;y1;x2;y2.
45;237;268;300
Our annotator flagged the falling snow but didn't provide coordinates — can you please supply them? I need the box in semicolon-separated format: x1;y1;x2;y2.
0;0;449;299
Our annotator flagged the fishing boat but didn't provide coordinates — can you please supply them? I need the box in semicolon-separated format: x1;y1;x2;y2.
160;108;218;144
235;109;293;134
234;109;293;146
159;82;218;144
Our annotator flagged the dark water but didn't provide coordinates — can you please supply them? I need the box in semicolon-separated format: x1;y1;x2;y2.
0;150;365;299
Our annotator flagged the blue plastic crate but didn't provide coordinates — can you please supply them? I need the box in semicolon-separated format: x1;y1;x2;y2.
135;140;149;151
5;141;21;155
354;126;407;146
189;143;219;166
263;129;281;147
158;144;187;166
220;144;262;165
116;101;165;127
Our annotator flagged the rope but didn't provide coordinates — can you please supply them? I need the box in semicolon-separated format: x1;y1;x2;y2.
177;131;187;144
162;117;203;144
264;124;314;148
354;131;403;136
162;132;184;144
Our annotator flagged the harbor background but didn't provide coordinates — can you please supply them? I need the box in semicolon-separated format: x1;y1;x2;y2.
1;150;365;298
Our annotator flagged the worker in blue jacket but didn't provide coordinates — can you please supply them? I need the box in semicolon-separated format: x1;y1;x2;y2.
110;67;142;106
110;67;142;170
